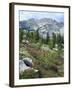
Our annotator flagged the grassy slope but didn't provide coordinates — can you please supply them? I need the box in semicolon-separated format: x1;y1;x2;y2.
19;42;64;79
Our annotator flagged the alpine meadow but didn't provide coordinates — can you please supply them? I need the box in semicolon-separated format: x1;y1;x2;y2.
19;11;64;79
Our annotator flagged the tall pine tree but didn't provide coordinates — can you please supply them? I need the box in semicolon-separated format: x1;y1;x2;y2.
52;32;56;48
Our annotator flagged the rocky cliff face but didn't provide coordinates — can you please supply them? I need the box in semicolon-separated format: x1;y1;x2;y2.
19;18;64;38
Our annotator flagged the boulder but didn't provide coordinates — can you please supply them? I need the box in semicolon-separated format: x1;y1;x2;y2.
19;58;33;74
19;60;30;74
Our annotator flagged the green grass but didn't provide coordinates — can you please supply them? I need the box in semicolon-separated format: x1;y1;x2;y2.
19;43;64;79
19;32;64;79
19;69;40;79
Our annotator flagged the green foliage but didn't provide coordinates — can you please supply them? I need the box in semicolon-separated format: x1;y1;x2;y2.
26;30;30;40
52;33;56;48
46;32;50;44
48;39;53;49
19;69;40;79
19;29;64;79
35;29;40;42
19;29;24;43
57;34;64;49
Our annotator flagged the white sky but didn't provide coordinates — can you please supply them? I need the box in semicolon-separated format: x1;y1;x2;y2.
19;10;64;22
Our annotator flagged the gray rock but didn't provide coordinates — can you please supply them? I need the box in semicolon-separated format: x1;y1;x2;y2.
19;58;33;74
